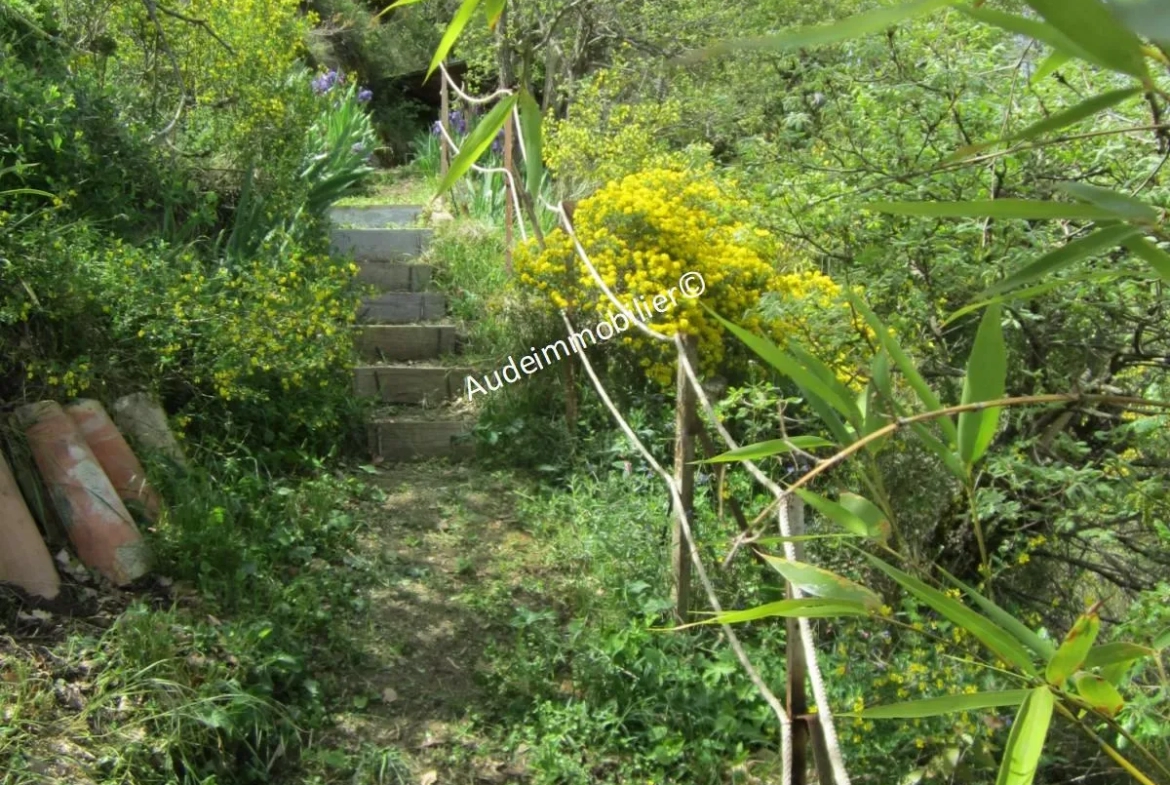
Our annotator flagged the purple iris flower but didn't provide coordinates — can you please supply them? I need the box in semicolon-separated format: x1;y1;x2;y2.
352;142;365;154
490;127;505;156
311;69;342;95
357;88;373;103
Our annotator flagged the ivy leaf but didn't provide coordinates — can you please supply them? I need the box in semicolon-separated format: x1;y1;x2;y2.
957;303;1006;465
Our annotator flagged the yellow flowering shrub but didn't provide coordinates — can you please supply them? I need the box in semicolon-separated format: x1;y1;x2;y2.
516;167;854;386
543;67;697;191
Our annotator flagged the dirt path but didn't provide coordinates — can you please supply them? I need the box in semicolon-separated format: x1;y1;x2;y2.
323;463;542;784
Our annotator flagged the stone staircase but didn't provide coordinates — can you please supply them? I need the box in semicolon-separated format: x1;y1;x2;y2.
330;204;475;462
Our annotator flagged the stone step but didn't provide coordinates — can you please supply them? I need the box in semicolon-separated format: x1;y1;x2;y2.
356;325;457;361
330;204;423;228
353;365;471;405
357;262;432;292
331;228;431;262
358;292;446;323
367;417;475;463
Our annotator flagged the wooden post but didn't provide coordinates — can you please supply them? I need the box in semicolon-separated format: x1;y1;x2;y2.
439;72;450;178
672;335;699;623
786;494;810;785
503;99;514;274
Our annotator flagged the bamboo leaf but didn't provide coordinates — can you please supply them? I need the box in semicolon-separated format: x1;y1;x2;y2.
1059;181;1159;222
1030;50;1070;84
839;492;892;544
425;0;483;80
957;303;1006;465
708;308;862;426
699;436;834;464
847;293;959;446
375;0;424;19
864;199;1126;220
1084;642;1157;670
517;88;543;197
938;569;1056;660
1046;609;1100;688
1071;673;1125;717
683;0;955;61
796;489;870;537
1024;0;1149;79
981;225;1142;298
956;6;1094;62
1123;236;1170;282
761;556;882;610
856;690;1031;719
483;0;505;28
1111;0;1170;44
996;687;1055;785
436;94;517;195
864;553;1038;674
945;270;1124;325
673;598;872;629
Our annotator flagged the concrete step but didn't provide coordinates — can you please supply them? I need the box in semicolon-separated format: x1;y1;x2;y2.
356;325;458;361
330;204;423;228
331;228;431;262
367;417;475;463
353;365;471;405
357;262;433;292
358;292;446;323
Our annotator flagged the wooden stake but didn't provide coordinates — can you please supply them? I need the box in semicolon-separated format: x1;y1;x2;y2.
672;334;699;623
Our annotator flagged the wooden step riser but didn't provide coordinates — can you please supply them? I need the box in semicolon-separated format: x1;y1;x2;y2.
355;326;457;361
358;292;446;324
357;263;432;293
367;420;475;462
354;366;472;405
330;205;422;228
331;229;431;262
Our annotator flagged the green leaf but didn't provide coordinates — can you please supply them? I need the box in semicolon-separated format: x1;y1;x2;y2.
483;0;505;28
847;293;958;446
1059;181;1159;222
796;489;871;537
684;0;955;61
788;342;866;432
425;0;483;80
1046;609;1101;688
956;6;1097;64
375;0;424;19
938;569;1056;660
761;556;882;610
856;690;1031;719
436;94;517;195
945;270;1124;325
981;225;1142;298
1123;236;1170;282
1154;627;1170;650
864;199;1126;220
1111;0;1170;44
675;598;872;629
839;492;892;544
864;554;1038;675
517;88;543;197
1030;50;1071;84
1071;673;1125;717
708;308;862;427
1024;0;1149;79
1083;642;1157;670
699;435;834;463
957;304;1006;465
996;687;1055;785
